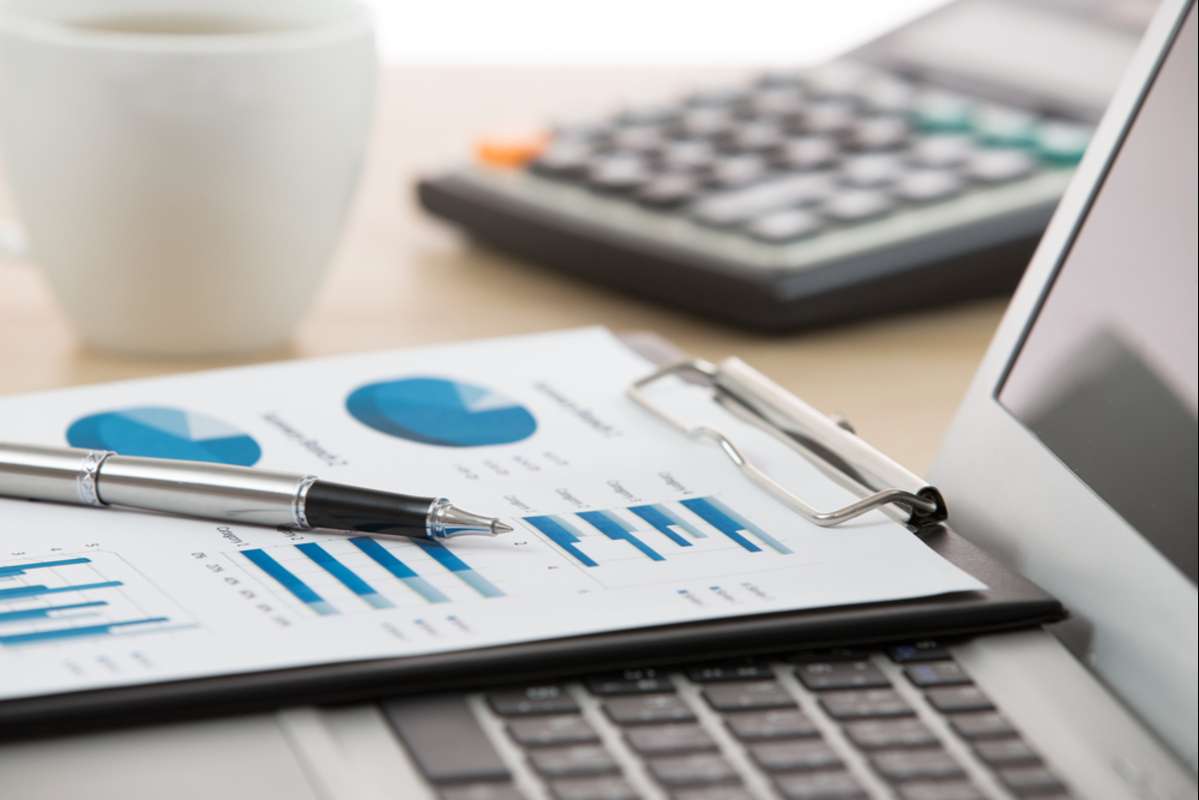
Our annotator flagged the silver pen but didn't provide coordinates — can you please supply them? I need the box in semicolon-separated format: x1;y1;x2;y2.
0;443;512;540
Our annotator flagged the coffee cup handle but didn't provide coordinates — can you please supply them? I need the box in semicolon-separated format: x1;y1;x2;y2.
0;219;26;262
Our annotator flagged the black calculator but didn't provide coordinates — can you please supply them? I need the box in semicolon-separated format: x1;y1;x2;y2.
417;0;1152;331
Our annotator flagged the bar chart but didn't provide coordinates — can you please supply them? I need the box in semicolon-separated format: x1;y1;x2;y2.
526;495;793;570
0;552;183;647
238;536;506;616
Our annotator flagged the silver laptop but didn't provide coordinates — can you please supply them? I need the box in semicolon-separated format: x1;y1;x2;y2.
1;2;1195;798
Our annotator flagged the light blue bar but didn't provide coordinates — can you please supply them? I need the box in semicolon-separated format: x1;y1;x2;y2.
0;601;107;625
0;616;169;646
296;542;395;610
628;504;698;546
680;497;760;552
403;576;450;604
577;510;665;561
685;496;792;555
526;515;598;567
0;557;92;577
242;549;337;616
418;542;504;598
0;580;123;601
349;538;450;604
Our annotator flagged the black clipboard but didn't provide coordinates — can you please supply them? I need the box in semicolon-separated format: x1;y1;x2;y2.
0;333;1063;737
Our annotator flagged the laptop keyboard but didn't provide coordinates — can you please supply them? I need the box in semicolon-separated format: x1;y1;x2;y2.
380;641;1071;800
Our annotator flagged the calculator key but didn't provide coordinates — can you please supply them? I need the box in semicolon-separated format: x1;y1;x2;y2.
725;709;820;740
749;740;842;772
549;777;638;800
672;788;756;800
708;154;771;188
805;62;871;100
823;190;894;222
724;120;788;154
625;724;718;755
440;784;527;800
844;719;939;750
604;694;696;725
531;142;594;178
693;172;833;226
775;136;841;170
685;658;774;682
926;686;994;713
661;140;719;172
862;76;916;115
475;131;551;168
748;87;807;124
973;738;1041;767
848;115;911;151
871;748;966;782
948;712;1016;740
973;105;1038;147
637;174;703;209
888;641;952;663
842;153;906;188
679;108;739;139
586;668;675;695
611;124;669;156
913;90;974;132
896;781;985;800
904;662;971;688
686;87;749;109
1037;122;1092;164
617;105;678;127
529;745;621;778
488;686;579;716
757;68;806;89
744;209;825;243
507;716;599;747
702;681;796;711
966;149;1036;183
775;771;867;800
586;155;653;192
820;689;914;719
802;100;859;136
997;766;1067;796
893;169;963;203
910;134;976;169
796;660;891;691
648;754;741;787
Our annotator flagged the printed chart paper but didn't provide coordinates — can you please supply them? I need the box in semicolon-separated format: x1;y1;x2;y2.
0;328;983;700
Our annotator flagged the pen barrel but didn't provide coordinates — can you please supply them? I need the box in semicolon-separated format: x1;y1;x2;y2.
0;443;110;506
97;456;310;528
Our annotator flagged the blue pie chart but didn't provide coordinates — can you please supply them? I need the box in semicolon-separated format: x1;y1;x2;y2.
66;406;261;466
346;376;537;447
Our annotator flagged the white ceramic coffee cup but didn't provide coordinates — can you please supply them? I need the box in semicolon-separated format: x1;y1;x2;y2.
0;0;375;356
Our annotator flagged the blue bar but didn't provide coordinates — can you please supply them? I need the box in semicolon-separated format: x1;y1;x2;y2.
681;497;792;554
526;515;598;567
296;543;394;610
577;510;665;561
628;504;699;546
0;601;107;625
349;538;450;604
0;580;123;601
242;549;337;616
0;616;169;646
418;542;504;598
0;557;92;577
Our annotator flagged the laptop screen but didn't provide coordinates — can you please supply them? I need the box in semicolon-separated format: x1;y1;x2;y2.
998;6;1198;587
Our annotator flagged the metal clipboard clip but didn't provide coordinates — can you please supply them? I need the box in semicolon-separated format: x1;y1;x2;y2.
628;357;948;529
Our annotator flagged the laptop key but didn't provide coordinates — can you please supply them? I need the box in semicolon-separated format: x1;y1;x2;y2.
821;688;914;719
948;712;1016;740
749;740;842;772
672;788;756;800
488;685;579;716
896;781;985;800
795;660;891;691
925;686;994;714
507;715;599;747
790;648;872;663
648;754;741;787
604;694;696;725
974;738;1042;767
871;748;965;782
726;709;820;740
998;766;1067;796
904;662;971;688
774;771;867;800
702;680;796;711
626;723;718;755
586;668;675;695
844;718;938;750
685;658;774;682
381;694;510;785
529;745;621;778
549;777;639;800
887;641;952;663
440;784;527;800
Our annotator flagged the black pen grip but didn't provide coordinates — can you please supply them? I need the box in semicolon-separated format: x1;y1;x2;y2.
303;480;434;537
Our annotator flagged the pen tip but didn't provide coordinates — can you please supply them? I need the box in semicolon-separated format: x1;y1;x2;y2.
492;520;514;535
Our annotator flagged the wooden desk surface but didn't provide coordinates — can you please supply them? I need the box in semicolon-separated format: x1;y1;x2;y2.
0;66;1005;474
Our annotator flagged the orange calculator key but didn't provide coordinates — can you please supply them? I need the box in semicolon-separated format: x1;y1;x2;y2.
474;130;551;168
